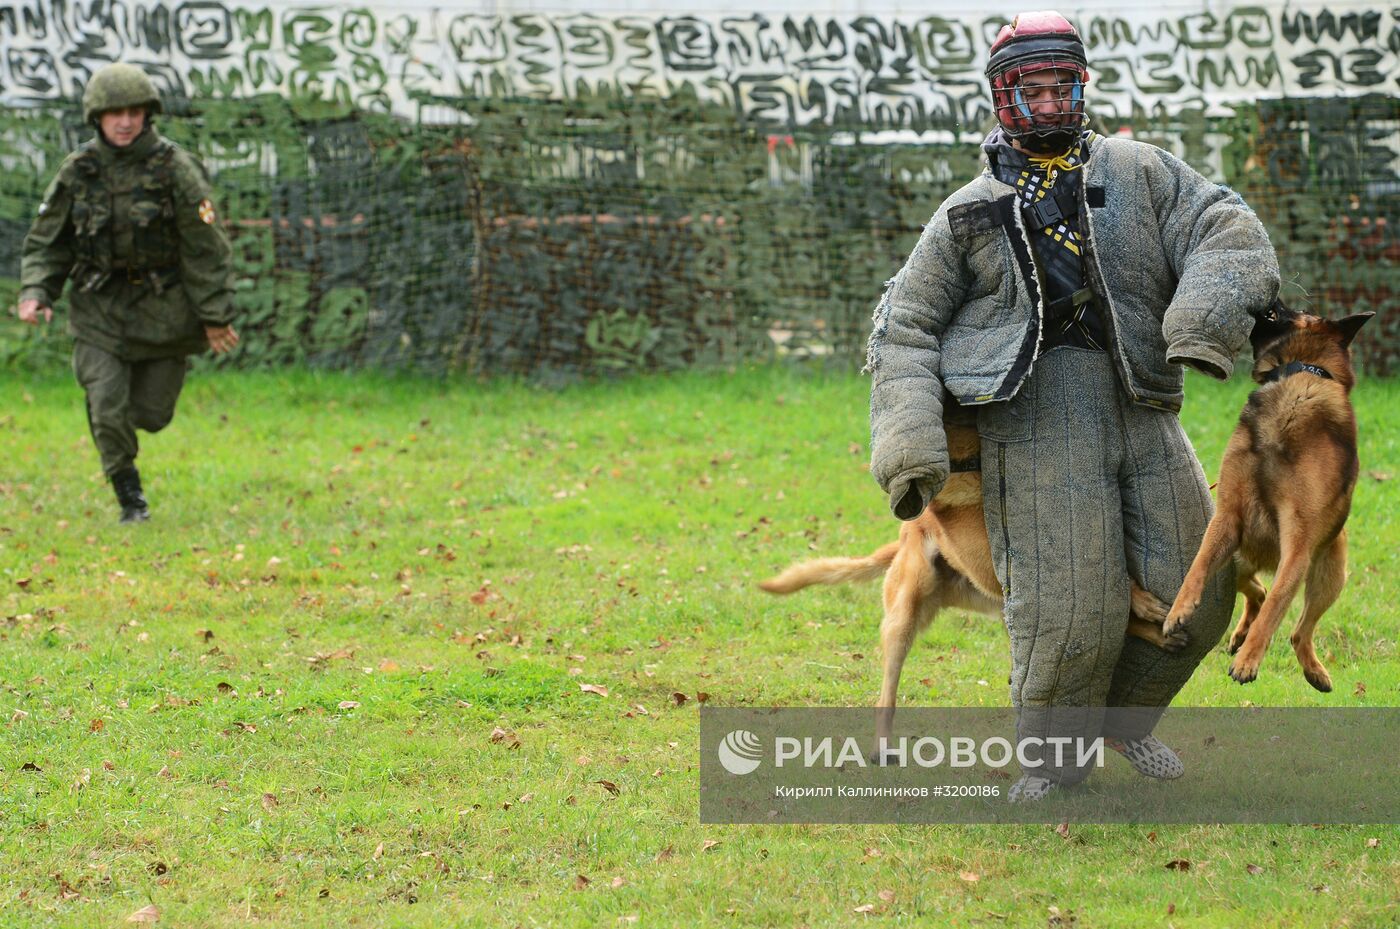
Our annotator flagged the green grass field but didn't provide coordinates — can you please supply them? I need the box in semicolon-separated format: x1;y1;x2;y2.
2;364;1397;928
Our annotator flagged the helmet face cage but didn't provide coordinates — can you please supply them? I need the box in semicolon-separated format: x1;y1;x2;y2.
989;53;1089;153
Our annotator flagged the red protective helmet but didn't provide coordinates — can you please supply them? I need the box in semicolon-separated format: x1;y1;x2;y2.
985;11;1089;154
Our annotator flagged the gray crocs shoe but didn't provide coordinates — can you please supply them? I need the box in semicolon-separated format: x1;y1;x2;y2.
1008;774;1057;802
1105;734;1184;779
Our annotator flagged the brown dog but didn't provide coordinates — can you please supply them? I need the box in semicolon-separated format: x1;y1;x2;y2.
760;407;1187;745
1163;308;1373;692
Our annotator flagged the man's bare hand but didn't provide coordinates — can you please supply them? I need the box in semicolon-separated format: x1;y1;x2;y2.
16;299;53;325
205;324;240;354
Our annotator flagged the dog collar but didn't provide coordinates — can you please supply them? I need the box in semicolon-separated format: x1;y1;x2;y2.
1260;360;1334;384
949;455;981;473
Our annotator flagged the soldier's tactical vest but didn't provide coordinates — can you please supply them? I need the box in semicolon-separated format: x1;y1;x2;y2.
68;138;180;288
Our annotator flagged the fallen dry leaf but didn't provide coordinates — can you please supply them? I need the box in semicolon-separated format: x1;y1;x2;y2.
595;779;620;797
853;904;875;913
156;765;173;780
878;889;895;903
611;876;626;889
488;726;520;748
671;692;688;707
1365;838;1380;848
373;842;384;861
695;692;710;703
655;845;674;862
580;683;610;697
701;839;720;852
126;904;160;922
1354;681;1367;697
1055;821;1070;839
863;847;882;858
305;646;356;667
574;874;591;890
337;701;360;710
1165;859;1191;871
1246;863;1264;875
262;793;278;811
89;718;105;733
378;659;401;673
958;870;980;883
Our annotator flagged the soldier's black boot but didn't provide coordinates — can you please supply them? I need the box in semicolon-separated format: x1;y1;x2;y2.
111;466;150;524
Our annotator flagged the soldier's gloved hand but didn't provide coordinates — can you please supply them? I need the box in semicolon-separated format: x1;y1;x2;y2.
16;299;53;325
205;325;240;354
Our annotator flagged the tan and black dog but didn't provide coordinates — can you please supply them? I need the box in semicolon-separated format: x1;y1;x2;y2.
1164;307;1373;692
760;406;1191;745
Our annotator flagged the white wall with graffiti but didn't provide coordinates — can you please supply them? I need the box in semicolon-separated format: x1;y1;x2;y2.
0;0;1393;126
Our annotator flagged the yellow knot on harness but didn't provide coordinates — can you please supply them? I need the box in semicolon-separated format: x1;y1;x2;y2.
1028;152;1082;177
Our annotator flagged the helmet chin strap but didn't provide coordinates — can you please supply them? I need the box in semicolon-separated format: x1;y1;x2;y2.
1015;129;1078;156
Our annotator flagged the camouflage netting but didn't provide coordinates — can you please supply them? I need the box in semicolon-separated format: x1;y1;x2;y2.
0;92;1395;377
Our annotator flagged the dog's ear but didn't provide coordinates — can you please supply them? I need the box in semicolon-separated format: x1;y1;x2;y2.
1333;312;1375;348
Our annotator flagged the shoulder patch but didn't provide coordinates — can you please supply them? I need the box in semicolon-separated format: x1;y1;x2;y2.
948;201;996;238
198;199;216;224
947;196;1015;239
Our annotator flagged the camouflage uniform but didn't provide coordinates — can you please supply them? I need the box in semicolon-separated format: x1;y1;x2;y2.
19;64;234;520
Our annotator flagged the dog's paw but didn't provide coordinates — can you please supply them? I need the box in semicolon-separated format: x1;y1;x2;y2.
1227;628;1248;655
1228;655;1259;685
1161;611;1190;639
1130;587;1170;624
1159;626;1191;653
1303;666;1333;693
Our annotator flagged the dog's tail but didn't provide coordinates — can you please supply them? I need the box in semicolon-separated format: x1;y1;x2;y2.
758;541;900;594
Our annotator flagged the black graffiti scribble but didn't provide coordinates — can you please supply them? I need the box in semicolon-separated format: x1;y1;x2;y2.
176;1;235;60
6;46;60;96
0;4;1396;125
657;17;718;72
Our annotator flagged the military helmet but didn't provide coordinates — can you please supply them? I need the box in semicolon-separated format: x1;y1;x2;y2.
82;63;163;124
